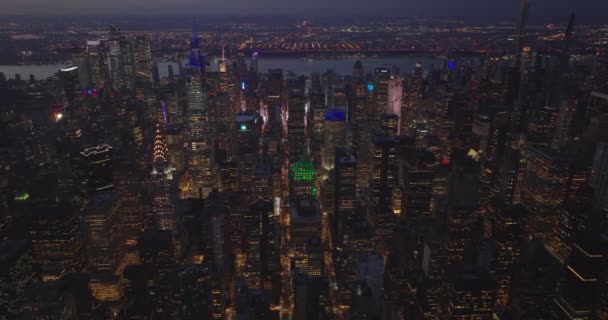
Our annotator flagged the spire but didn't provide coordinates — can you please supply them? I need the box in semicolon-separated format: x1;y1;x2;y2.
191;18;198;49
564;13;576;55
219;36;227;74
188;17;204;71
153;123;168;164
515;0;530;68
221;36;226;61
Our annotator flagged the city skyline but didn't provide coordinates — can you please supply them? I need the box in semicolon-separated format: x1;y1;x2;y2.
2;0;607;22
0;1;607;319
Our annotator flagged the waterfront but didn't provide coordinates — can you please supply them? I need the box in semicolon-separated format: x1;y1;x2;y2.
0;54;461;80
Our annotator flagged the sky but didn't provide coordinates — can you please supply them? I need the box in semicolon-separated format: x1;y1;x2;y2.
2;0;607;22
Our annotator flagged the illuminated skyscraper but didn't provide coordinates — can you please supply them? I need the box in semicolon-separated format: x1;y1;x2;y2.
82;192;123;273
187;19;205;74
0;240;35;316
84;40;106;90
76;144;114;198
186;71;215;198
253;162;273;202
446;266;496;319
29;199;85;281
119;38;135;89
213;93;235;156
372;67;391;126
488;203;524;306
334;148;357;235
387;75;403;134
550;186;594;264
521;145;568;242
59;66;82;107
235;112;262;187
133;35;153;79
288;94;309;160
106;25;122;85
401;149;435;217
322;109;346;170
290;200;322;250
446;153;481;265
218;160;239;193
368;135;400;236
114;160;143;248
291;160;316;200
151;124;176;231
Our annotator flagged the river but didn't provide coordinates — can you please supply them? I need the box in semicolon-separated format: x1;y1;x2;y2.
0;55;454;80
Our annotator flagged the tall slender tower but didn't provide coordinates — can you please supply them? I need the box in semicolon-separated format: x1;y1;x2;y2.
151;124;176;231
188;18;206;75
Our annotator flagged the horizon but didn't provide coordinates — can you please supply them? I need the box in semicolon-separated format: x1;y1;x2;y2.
1;0;607;23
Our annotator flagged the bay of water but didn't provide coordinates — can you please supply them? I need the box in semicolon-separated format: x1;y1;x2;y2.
1;55;449;81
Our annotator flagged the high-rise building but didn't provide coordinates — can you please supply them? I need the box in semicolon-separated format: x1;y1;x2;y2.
446;266;496;319
29;199;85;281
352;60;364;83
334;147;357;242
235;111;263;187
82;192;123;273
288;94;309;160
59;66;82;107
17;281;79;319
401;149;435;217
372;67;392;126
114;158;143;246
186;71;215;198
552;233;607;320
591;142;608;208
387;76;403;134
488;203;524;306
119;38;135;89
242;201;274;289
213;92;236;156
133;35;153;79
0;240;35;316
549;186;595;264
290;160;316;200
151;124;177;232
290;200;322;251
322;109;347;170
293;274;331;320
521;145;568;242
367;134;400;237
75;144;114;197
252;162;273;202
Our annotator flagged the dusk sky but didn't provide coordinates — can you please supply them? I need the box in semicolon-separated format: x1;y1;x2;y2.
2;0;607;21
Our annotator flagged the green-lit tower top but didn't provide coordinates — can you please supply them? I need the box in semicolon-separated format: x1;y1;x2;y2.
291;160;315;182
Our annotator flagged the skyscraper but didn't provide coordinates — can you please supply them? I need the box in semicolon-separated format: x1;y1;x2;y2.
552;233;607;320
75;144;114;197
59;66;81;107
322;109;347;170
0;240;35;316
29;199;85;281
151;124;177;232
235;111;263;187
446;266;496;319
186;70;215;198
288;94;309;160
82;192;123;273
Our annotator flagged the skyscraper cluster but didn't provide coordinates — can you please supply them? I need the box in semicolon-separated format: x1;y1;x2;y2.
0;7;607;320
